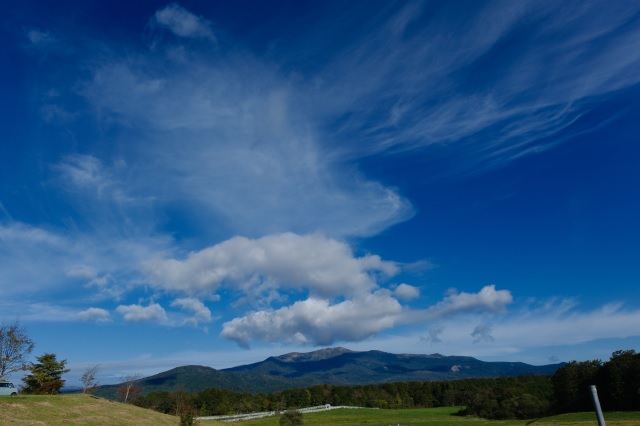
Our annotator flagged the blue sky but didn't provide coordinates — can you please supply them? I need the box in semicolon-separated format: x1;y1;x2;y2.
2;0;640;386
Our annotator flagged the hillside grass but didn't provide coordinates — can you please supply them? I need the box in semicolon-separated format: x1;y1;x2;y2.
0;394;182;426
203;406;640;426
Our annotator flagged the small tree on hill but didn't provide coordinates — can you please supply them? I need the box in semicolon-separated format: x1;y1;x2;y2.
118;373;143;403
0;318;35;379
81;364;101;394
22;353;70;394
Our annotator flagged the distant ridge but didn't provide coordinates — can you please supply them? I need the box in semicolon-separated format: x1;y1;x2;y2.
275;347;355;362
96;347;564;397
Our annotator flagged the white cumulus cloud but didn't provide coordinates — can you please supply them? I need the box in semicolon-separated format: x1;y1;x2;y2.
395;283;420;300
222;284;514;349
117;303;168;323
78;307;111;323
144;233;398;298
426;285;513;317
221;291;404;349
171;297;213;326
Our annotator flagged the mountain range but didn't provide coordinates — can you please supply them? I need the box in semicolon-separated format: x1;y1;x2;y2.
97;347;564;397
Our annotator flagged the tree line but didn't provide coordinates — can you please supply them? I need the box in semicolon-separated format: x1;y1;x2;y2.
134;349;640;420
551;349;640;413
134;375;552;419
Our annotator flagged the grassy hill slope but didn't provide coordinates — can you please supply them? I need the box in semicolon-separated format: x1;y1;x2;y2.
0;394;213;426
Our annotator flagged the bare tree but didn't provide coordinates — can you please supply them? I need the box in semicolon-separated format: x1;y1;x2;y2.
117;373;143;403
81;364;101;394
0;318;35;379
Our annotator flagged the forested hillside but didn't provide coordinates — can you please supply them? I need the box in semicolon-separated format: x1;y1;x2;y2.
97;347;562;398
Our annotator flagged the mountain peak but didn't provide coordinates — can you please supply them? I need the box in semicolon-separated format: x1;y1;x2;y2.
98;348;565;398
275;347;356;362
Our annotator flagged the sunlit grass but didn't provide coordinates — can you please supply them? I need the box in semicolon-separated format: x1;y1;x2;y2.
533;411;640;424
0;394;180;426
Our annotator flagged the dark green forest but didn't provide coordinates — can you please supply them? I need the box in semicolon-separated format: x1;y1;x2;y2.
133;350;640;420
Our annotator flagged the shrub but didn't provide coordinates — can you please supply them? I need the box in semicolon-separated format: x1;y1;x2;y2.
279;410;304;426
179;409;197;426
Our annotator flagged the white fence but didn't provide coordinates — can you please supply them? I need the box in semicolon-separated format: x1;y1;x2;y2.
197;404;371;422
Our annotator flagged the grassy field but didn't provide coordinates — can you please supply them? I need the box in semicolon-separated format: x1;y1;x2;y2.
1;395;639;426
201;406;640;426
0;394;178;426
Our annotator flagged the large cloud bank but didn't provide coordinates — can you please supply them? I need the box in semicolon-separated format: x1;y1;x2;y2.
145;232;512;347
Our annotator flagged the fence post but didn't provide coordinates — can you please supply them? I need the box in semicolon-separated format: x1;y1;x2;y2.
589;385;606;426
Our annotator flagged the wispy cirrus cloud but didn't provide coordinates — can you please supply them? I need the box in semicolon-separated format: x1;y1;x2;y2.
493;301;640;347
46;0;640;245
80;52;413;238
307;0;640;170
0;222;76;296
0;220;169;302
52;154;158;234
151;3;216;41
25;29;56;46
331;299;640;364
54;154;111;194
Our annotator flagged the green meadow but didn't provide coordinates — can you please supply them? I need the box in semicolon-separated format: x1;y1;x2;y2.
202;407;640;426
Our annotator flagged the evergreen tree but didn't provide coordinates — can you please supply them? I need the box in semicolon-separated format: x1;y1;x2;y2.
22;353;70;394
